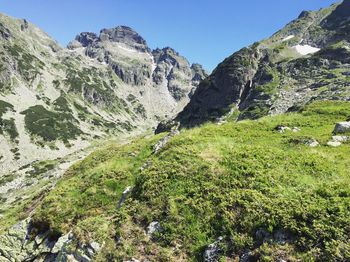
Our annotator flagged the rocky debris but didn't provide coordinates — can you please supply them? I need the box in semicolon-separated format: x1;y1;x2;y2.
146;221;162;236
333;122;350;134
117;186;132;209
0;219;102;261
203;236;224;262
153;123;180;154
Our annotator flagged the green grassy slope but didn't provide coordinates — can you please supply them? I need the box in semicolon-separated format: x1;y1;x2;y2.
30;101;350;261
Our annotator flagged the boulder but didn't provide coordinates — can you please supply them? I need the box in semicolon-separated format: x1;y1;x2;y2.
305;139;319;147
332;135;349;142
327;141;342;147
333;122;350;134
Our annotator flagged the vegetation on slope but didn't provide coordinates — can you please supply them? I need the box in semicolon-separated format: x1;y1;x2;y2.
21;105;82;144
0;100;18;141
31;101;350;261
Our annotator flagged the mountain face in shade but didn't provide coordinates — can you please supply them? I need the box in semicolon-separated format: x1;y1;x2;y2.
176;0;350;127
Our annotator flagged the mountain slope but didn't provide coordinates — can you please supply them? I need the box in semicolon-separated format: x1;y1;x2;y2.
176;0;350;127
0;13;206;237
2;100;349;261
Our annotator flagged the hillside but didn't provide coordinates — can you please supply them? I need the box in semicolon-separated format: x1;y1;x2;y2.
1;0;350;261
1;101;349;261
0;13;207;225
176;0;350;127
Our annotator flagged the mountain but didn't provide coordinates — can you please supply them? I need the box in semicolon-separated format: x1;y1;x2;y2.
0;13;207;217
175;0;350;127
1;1;350;262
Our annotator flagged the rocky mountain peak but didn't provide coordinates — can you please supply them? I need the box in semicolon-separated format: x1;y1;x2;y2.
152;47;182;65
99;26;150;52
68;25;150;52
298;10;313;19
75;32;98;47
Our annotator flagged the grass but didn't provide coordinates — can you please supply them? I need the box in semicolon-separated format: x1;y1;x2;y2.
28;101;350;261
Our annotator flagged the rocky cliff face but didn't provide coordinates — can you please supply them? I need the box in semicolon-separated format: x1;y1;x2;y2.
177;0;350;127
0;13;207;234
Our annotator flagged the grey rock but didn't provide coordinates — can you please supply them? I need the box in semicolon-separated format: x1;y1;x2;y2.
51;233;70;253
306;139;319;147
203;236;224;262
89;241;101;253
117;186;132;209
20;19;29;31
75;32;98;47
327;141;342;147
332;135;349;142
334;122;350;134
153;124;180;154
147;221;162;236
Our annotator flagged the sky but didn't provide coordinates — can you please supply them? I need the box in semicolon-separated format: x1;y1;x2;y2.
0;0;339;72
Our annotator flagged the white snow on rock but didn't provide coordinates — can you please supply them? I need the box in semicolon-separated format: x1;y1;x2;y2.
293;44;320;55
282;35;295;42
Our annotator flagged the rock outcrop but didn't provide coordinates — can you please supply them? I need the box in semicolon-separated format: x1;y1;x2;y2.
0;219;101;261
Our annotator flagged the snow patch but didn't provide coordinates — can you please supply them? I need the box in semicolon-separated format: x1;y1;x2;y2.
293;44;320;55
282;35;295;42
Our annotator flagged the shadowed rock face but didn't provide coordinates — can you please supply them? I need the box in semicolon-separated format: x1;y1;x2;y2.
322;0;350;29
75;32;98;47
176;0;350;128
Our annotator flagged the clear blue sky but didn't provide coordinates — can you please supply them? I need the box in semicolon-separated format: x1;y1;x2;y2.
0;0;339;71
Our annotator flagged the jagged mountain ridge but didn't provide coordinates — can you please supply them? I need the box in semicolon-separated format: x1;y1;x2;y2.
176;0;350;127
